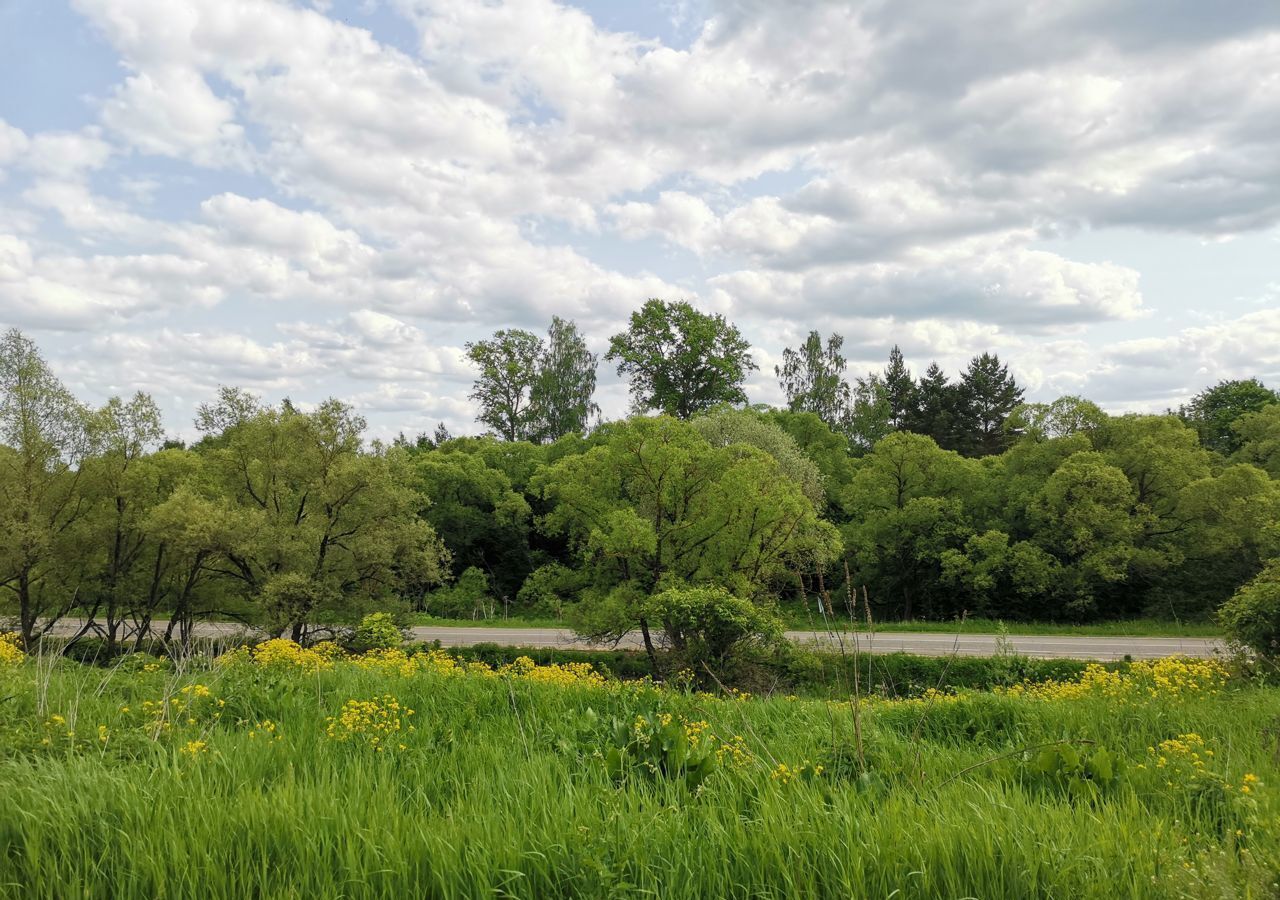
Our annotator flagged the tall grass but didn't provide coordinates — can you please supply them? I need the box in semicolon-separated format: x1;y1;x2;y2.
0;644;1275;898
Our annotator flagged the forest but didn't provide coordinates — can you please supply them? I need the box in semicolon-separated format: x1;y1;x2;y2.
2;299;1279;656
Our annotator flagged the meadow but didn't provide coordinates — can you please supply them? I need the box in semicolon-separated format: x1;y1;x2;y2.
0;634;1277;899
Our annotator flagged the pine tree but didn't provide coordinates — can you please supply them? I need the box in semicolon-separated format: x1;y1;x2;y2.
955;352;1024;456
908;362;961;450
883;345;918;430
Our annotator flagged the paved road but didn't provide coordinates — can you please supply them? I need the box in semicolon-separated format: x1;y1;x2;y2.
412;626;1223;661
43;619;1224;660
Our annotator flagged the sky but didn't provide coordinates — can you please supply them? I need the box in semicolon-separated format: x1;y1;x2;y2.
1;0;1278;442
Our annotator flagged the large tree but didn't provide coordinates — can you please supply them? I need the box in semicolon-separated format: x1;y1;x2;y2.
907;362;960;449
529;316;599;442
1180;378;1279;455
195;394;450;639
0;329;96;647
882;345;918;430
607;299;757;418
533;416;839;663
465;329;544;442
955;352;1025;457
775;331;852;432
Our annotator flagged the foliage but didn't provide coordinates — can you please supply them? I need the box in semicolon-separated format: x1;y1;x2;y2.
775;330;853;433
1218;561;1280;660
644;585;784;667
606;299;757;418
350;612;405;652
1180;378;1279;455
529;316;600;442
690;407;826;508
955;351;1025;456
465;328;544;441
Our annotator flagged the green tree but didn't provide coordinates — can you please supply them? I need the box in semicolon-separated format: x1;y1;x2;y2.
1233;403;1280;477
195;394;450;639
955;352;1025;457
606;299;757;418
1029;451;1138;617
78;393;167;653
691;408;826;509
0;329;96;647
1218;560;1280;660
840;432;978;619
533;416;839;665
907;362;961;450
529;316;599;442
644;585;784;672
848;372;893;452
1007;396;1107;443
466;329;544;441
775;331;852;432
939;530;1058;619
1179;378;1279;455
882;345;918;430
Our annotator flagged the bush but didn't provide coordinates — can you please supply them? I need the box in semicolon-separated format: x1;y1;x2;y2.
645;585;784;671
348;612;405;653
1218;561;1280;660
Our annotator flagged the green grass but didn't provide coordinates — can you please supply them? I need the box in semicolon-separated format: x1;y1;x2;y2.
0;647;1274;898
407;611;1223;637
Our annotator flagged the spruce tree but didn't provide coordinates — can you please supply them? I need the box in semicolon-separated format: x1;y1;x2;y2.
955;352;1024;456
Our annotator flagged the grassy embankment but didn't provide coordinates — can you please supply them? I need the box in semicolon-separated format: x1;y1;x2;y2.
0;634;1273;899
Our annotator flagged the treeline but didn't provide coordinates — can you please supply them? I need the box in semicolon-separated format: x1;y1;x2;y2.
2;302;1279;652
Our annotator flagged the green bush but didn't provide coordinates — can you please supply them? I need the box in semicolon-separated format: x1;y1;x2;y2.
349;612;405;652
1218;560;1280;659
645;585;784;670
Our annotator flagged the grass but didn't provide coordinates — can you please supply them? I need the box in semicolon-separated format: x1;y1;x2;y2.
0;639;1274;898
407;611;1223;637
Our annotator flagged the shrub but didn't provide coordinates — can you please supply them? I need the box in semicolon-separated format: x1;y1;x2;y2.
1218;560;1280;660
349;612;404;653
645;585;784;672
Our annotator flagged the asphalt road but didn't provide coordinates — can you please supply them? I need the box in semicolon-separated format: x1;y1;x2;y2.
44;619;1224;660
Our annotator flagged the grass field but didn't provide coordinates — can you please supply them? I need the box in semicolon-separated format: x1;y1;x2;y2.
408;611;1223;637
0;634;1275;898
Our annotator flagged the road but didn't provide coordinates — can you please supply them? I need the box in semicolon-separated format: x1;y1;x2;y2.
43;619;1224;660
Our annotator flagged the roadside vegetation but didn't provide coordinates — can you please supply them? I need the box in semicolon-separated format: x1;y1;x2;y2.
1;633;1277;898
3;318;1278;668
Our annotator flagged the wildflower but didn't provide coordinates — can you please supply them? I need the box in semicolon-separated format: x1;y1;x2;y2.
0;632;24;666
179;740;208;756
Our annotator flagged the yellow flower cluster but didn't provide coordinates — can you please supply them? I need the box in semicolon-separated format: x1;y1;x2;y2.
1150;732;1212;772
771;761;823;784
715;734;753;770
247;720;282;742
497;655;605;687
997;657;1227;703
179;740;208;756
244;638;335;674
325;695;414;751
0;632;23;665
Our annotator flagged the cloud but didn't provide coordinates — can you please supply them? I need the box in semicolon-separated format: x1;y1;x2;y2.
1;0;1277;436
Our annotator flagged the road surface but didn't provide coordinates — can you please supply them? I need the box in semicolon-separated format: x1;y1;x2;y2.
42;619;1224;660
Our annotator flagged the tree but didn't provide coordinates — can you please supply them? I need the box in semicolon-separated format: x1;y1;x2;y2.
1006;396;1107;443
529;316;599;442
1029;451;1138;617
907;362;961;450
955;352;1024;457
848;372;893;452
643;585;784;672
1179;378;1279;455
606;299;757;418
0;329;96;647
465;329;544;442
776;331;852;432
839;432;978;619
195;394;450;639
533;416;839;666
1217;560;1280;661
882;345;918;430
691;408;826;509
78;393;167;653
1232;403;1280;477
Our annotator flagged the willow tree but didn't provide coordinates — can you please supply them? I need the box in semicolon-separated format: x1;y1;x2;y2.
533;415;839;665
